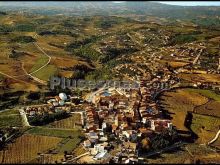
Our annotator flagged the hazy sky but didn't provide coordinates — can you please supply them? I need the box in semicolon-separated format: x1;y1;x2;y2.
159;1;220;6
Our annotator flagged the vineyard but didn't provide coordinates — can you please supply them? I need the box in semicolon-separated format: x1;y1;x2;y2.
46;114;82;129
73;145;87;156
0;134;62;164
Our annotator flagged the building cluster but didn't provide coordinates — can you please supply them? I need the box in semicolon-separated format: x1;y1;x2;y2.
24;93;72;117
81;83;173;162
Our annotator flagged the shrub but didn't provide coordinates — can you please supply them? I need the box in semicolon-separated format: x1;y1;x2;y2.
11;36;36;43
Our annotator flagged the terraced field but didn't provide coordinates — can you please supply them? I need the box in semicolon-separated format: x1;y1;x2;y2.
160;88;208;131
160;88;220;146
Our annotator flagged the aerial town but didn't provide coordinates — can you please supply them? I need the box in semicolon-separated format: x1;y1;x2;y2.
0;1;220;164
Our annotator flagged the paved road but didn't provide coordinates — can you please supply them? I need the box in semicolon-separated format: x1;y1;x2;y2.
66;152;90;163
85;85;106;103
208;129;220;145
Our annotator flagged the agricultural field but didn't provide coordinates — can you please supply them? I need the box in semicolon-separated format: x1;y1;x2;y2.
160;88;208;131
160;88;220;146
187;89;220;117
0;109;22;128
190;113;220;145
73;145;87;157
46;113;82;129
179;73;220;83
26;126;82;138
0;134;62;164
0;126;84;164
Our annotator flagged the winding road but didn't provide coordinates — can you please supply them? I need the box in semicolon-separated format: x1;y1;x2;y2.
208;129;220;145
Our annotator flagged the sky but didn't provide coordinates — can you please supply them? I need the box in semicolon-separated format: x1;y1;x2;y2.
112;1;220;6
159;1;220;6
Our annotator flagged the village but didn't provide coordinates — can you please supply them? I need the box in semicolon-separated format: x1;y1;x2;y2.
17;65;180;164
8;38;220;163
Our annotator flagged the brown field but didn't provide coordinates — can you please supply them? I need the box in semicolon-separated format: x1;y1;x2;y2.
194;100;220;117
51;57;79;68
179;73;220;83
73;144;87;156
0;134;62;164
168;61;189;68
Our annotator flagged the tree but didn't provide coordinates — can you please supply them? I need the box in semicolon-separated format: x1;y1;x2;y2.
151;128;179;150
141;138;151;151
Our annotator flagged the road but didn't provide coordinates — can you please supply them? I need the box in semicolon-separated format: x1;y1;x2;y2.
18;108;30;127
0;70;32;85
218;58;220;70
208;129;220;145
65;152;90;163
192;48;204;65
85;85;106;103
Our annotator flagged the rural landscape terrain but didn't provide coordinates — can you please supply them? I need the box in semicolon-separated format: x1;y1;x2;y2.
0;1;220;164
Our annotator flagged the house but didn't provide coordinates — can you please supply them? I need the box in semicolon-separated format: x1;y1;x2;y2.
93;150;108;160
84;140;91;148
88;132;99;140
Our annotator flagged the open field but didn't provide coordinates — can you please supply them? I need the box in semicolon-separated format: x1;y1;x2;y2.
73;145;87;156
0;134;62;164
187;88;220;117
194;101;220;117
32;64;57;81
191;113;220;145
57;137;82;153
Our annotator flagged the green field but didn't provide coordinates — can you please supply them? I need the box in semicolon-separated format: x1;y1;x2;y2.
32;64;57;81
25;126;84;157
57;137;82;153
191;113;220;134
26;126;82;138
0;109;22;128
30;55;49;73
